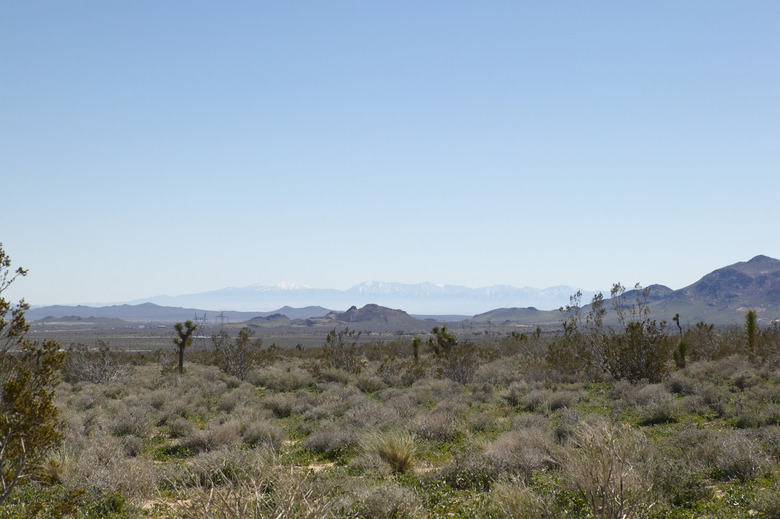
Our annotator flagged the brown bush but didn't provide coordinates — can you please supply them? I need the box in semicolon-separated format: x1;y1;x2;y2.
558;415;655;519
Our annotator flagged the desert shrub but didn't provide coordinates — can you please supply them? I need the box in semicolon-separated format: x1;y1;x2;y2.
210;326;273;381
361;429;416;474
731;365;761;390
62;341;130;384
435;342;479;385
520;389;550;411
109;404;153;438
751;475;780;519
121;434;144;457
241;419;284;450
248;363;315;392
472;356;524;387
502;380;528;408
68;390;99;412
521;388;580;413
355;373;387;393
698;381;730;416
321;327;363;374
345;480;421;519
147;388;168;410
485;427;555;480
558;285;672;384
261;392;296;418
649;457;711;509
434;445;494;492
64;432;157;499
378;392;418;422
182;422;242;453
377;357;429;387
345;398;401;430
710;430;770;481
466;408;501;433
486;477;560;519
316;366;352;384
172;447;269;489
413;398;465;442
172;460;336;519
167;416;194;439
300;384;360;422
407;378;461;405
216;382;256;414
634;385;680;425
553;407;581;444
665;370;700;395
302;422;356;460
558;415;655;519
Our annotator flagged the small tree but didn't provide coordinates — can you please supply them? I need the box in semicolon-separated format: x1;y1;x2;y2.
322;327;362;374
0;244;64;505
211;326;269;380
173;320;198;374
557;284;670;383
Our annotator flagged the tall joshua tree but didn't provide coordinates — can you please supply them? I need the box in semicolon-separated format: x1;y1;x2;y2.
174;320;198;374
745;309;758;358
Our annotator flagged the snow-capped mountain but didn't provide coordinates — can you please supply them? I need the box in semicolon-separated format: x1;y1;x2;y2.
136;282;595;315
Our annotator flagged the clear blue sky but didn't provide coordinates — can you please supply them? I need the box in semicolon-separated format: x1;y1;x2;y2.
2;1;779;306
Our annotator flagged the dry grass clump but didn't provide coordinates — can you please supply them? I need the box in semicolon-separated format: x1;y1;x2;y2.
361;429;416;474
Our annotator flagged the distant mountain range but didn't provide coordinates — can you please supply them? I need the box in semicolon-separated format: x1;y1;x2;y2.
26;303;332;324
26;256;780;330
131;281;595;315
469;255;780;327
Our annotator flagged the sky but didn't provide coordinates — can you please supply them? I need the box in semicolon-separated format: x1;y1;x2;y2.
1;1;779;308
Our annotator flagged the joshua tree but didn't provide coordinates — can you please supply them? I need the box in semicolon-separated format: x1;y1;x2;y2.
412;337;421;362
672;313;688;369
174;320;198;374
745;309;758;358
